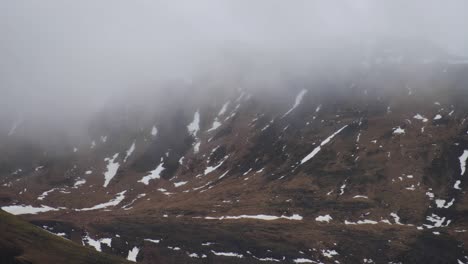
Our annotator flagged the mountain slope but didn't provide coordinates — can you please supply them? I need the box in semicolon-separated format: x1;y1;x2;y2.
1;59;468;263
0;210;131;264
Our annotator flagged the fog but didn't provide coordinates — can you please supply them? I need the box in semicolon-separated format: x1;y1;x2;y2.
1;0;467;136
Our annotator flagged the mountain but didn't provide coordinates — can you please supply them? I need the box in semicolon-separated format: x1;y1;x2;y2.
1;58;468;263
0;209;130;264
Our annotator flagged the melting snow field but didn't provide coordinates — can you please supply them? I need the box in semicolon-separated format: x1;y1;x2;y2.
413;114;428;122
173;181;188;187
283;89;307;117
127;246;140;262
1;204;59;215
151;126;158;136
459;150;468;175
124;141;136;162
82;234;112;252
301;125;348;164
204;156;228;175
76;191;126;211
211;250;243;258
103;153;120;187
345;219;378;225
74;179;86;188
315;214;332;223
203;214;303;221
37;188;58;200
139;159;165;185
187;110;200;136
393;127;405;135
293;258;315;263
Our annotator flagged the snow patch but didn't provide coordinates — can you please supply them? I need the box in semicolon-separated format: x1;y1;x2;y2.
301;125;348;164
188;110;200;136
283;89;307;117
459;150;468;175
127;246;139;262
414;114;428;122
103;153;120;187
124;141;136;162
315;214;332;223
211;250;243;258
76;191;126;211
139;159;165;185
1;205;59;215
174;181;188;187
151;126;158;136
204;214;303;221
393;127;405;135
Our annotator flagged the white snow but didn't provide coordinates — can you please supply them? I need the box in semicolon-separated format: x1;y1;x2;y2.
283;89;307;117
393;127;405;135
139;159;165;185
459;150;468;175
293;258;315;263
253;256;281;262
82;235;112;252
434;114;442;120
211;250;243;258
100;238;112;247
218;170;229;179
76;191;126;211
435;198;455;209
204;156;228;175
124;141;136;162
424;214;450;229
144;238;160;244
208;120;222;131
218;101;230;116
353;195;368;199
187;110;200;136
454;180;462;190
85;170;92;175
74;179;86;188
127;246;139;262
413;114;428;122
100;136;107;143
103;153;120;187
301;125;348;164
322;249;339;258
82;235;101;252
193;142;201;153
151;126;158;136
121;194;146;210
204;214;303;221
1;205;59;215
207;102;230;131
390;213;403;225
174;181;188;187
339;183;347;195
37;188;58;200
345;219;378;225
315;214;332;223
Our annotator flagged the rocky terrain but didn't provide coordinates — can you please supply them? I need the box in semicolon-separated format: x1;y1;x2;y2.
1;58;468;263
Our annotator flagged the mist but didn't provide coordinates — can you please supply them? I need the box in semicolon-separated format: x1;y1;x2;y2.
1;0;467;136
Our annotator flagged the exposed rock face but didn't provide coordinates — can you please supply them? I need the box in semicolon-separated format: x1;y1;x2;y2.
1;61;468;263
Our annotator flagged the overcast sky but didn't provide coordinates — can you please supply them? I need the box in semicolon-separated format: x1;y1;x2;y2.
0;0;467;126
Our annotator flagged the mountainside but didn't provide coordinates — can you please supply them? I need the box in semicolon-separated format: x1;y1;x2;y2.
1;60;468;263
0;209;130;264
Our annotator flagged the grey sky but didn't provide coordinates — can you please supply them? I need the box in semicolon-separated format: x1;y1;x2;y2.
0;0;467;127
